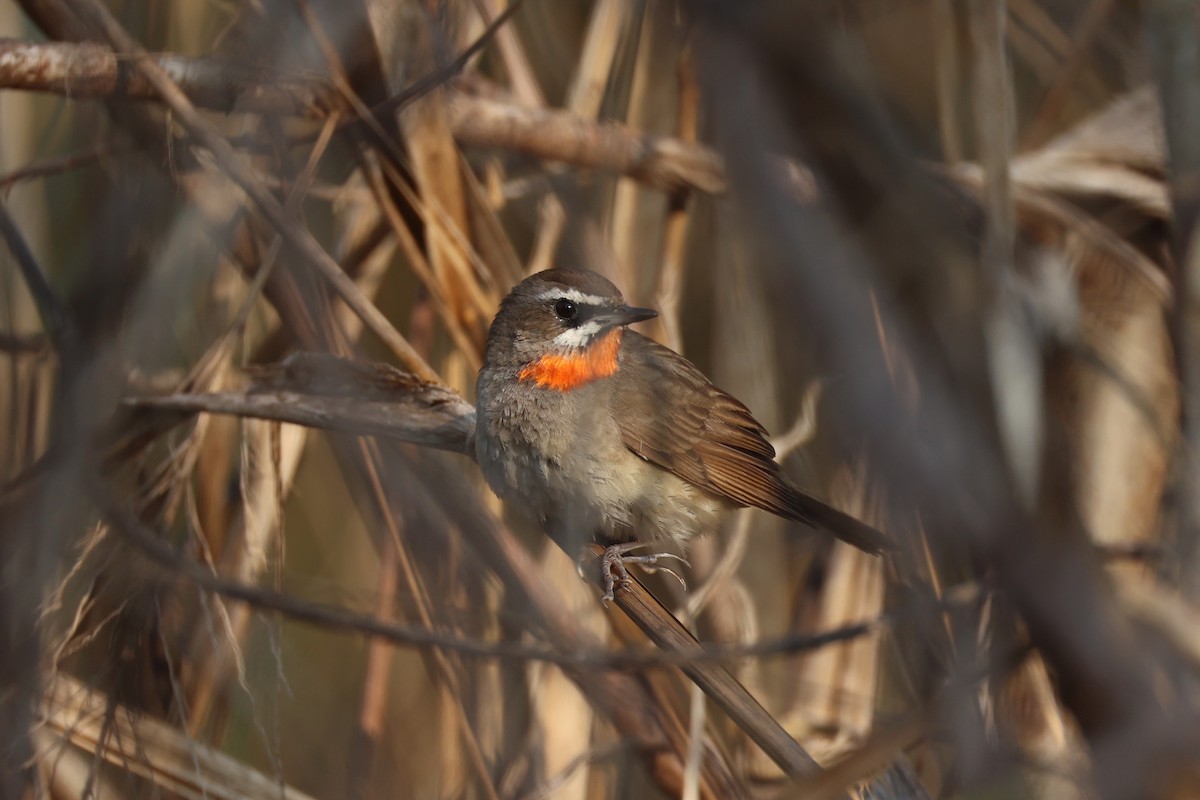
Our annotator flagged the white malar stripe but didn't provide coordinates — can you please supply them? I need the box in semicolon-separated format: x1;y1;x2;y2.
535;288;609;306
553;320;604;348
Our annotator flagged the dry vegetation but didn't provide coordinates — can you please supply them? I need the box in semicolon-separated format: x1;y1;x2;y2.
0;0;1197;798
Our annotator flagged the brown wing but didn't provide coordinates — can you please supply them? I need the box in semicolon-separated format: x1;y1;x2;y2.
615;333;890;554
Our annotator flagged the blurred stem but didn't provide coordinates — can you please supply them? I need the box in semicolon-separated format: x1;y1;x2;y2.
0;201;66;344
565;0;630;119
970;0;1016;284
1146;1;1200;599
601;543;822;779
62;0;443;384
536;0;632;281
469;0;544;107
971;0;1042;506
610;1;656;291
349;535;399;800
0;144;118;191
354;439;501;800
1022;0;1117;149
653;47;699;353
932;0;963;162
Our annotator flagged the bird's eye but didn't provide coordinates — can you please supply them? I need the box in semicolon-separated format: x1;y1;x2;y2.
554;298;578;321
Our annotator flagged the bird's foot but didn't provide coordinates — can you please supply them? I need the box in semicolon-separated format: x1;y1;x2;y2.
599;542;689;604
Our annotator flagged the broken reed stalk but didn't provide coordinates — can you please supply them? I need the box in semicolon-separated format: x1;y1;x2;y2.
599;544;822;778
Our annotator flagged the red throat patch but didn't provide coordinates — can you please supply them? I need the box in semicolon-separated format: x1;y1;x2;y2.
518;329;623;391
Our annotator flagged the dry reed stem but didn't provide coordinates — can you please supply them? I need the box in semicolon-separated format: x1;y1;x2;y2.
792;478;885;757
932;0;963;162
373;155;498;333
1144;3;1200;606
395;32;479;341
471;0;544;108
1021;0;1119;149
527;194;566;275
352;534;400;798
971;0;1040;507
599;543;823;780
524;0;631;289
39;673;319;800
0;201;65;343
183;158;389;733
1005;0;1071;85
527;545;605;800
54;0;442;384
126;357;478;455
651;46;698;353
609;1;661;293
354;436;502;800
360;155;486;369
457;148;527;289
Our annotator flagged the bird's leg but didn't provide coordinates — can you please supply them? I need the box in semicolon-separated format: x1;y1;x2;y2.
599;542;689;603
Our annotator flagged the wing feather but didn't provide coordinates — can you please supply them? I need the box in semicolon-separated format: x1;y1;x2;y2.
615;333;890;553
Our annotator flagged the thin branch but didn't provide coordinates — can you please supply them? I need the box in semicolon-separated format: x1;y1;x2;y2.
93;478;889;669
0;142;119;190
0;199;67;344
1147;0;1200;603
1021;0;1118;150
602;543;822;778
123;354;478;457
0;332;51;354
365;0;526;122
0;38;729;196
516;741;628;800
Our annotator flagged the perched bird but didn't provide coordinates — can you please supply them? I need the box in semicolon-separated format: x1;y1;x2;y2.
475;269;889;600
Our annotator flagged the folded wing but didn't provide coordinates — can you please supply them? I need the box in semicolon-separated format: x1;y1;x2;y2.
615;332;891;554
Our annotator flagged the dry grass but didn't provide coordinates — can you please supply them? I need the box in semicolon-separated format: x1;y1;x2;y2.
0;1;1196;798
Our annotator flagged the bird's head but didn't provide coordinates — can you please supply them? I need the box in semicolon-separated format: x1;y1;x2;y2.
485;269;658;391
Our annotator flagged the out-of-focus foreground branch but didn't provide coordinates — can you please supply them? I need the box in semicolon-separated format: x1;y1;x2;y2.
690;2;1191;798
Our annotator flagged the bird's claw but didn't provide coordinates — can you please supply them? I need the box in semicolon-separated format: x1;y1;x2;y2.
598;542;689;603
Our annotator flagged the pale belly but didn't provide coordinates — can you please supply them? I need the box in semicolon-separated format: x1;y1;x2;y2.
475;411;726;552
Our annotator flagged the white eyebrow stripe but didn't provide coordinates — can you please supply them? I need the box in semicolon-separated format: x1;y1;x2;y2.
552;320;604;348
535;288;610;306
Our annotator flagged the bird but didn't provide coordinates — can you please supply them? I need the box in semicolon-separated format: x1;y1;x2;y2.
474;268;890;601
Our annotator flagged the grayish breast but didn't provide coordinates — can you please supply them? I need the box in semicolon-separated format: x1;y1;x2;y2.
474;366;726;552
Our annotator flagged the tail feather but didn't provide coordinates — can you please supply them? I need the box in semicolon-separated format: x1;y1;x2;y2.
785;489;894;555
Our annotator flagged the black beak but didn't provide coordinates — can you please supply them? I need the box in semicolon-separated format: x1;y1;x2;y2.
597;305;658;328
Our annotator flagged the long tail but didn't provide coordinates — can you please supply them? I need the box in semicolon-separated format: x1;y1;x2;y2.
783;488;894;555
